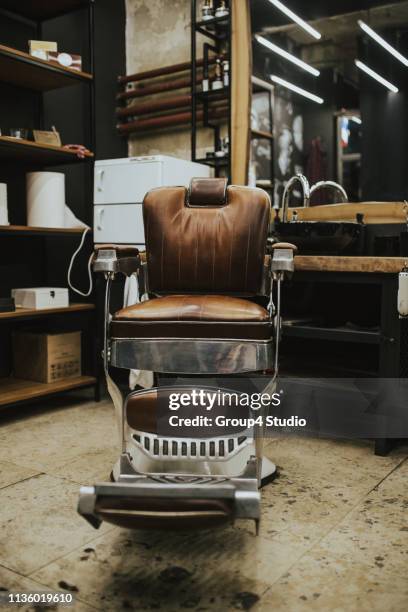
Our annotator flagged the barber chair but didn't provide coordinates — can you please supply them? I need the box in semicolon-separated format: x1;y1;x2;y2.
78;178;296;533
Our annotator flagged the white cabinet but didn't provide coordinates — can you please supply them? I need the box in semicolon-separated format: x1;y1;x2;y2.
93;155;211;245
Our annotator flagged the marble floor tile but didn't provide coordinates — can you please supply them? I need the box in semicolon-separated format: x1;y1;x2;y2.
0;474;113;575
264;436;407;489
0;564;96;611
50;448;118;485
32;526;307;611
255;548;408;612
309;478;408;579
0;462;41;490
0;401;118;473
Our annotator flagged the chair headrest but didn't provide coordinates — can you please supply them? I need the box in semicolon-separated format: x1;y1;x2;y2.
188;177;228;207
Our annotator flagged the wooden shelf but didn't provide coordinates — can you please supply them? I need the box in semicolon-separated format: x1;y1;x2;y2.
0;225;90;236
0;0;89;21
0;375;97;407
195;156;229;168
283;322;381;345
0;303;95;321
251;129;274;140
0;44;92;91
0;137;93;165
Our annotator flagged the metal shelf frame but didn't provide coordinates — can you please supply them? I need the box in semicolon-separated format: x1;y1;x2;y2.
191;0;232;179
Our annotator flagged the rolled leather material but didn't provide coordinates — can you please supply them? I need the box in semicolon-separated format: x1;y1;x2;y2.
143;184;270;294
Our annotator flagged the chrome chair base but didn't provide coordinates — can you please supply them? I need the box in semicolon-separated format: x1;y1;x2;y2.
110;338;273;374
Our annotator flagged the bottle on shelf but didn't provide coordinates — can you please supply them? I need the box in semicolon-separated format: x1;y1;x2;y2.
222;59;229;87
215;136;229;158
215;0;229;18
202;58;209;92
201;0;214;21
212;57;223;90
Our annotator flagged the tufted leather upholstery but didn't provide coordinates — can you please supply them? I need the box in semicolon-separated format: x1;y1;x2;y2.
143;180;270;295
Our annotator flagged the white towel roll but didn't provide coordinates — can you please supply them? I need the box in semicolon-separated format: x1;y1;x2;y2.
26;172;65;228
0;183;8;225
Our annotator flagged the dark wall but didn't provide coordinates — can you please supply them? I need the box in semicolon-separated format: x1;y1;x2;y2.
361;90;408;200
359;28;408;200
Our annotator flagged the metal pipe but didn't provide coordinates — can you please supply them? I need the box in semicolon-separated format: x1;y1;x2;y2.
117;95;192;118
310;180;349;203
118;58;207;85
117;76;201;101
117;105;228;134
282;174;310;222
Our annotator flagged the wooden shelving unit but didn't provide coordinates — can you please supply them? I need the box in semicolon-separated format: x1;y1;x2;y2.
251;128;274;141
0;137;93;165
0;376;97;407
0;0;99;408
0;303;95;320
0;44;92;91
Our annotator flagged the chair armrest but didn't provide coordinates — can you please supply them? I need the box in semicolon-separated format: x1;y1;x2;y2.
271;242;297;276
93;245;141;276
271;242;298;252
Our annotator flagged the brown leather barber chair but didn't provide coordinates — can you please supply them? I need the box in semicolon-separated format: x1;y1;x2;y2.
78;178;296;533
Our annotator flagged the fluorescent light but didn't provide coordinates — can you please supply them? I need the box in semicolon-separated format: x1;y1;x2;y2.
256;34;320;76
267;0;321;40
355;59;398;93
271;74;324;103
358;20;408;67
350;116;362;125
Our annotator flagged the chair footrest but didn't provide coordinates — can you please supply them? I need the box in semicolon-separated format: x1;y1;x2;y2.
78;467;260;531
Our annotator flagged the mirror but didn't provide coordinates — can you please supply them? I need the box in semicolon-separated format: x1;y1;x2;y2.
250;0;408;206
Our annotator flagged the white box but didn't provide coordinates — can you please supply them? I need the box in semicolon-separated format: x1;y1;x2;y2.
12;287;69;310
93;155;211;245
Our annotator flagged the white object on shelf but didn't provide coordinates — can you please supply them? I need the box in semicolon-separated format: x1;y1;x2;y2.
398;269;408;317
93;155;211;245
12;287;69;310
0;183;9;225
26;171;65;228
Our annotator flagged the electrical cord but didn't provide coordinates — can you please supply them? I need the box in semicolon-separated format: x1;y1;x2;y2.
67;227;93;297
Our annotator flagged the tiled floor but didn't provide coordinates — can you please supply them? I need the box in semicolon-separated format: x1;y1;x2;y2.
0;394;407;611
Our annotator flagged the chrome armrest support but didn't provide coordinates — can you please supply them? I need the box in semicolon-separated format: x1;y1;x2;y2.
270;242;297;374
93;246;141;277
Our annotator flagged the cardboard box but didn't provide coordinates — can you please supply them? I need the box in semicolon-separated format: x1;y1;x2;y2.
29;40;58;60
12;331;81;383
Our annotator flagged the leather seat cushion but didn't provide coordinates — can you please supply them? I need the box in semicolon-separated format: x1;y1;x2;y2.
126;387;251;435
111;295;271;340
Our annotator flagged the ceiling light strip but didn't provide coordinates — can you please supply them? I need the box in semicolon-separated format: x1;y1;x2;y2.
355;59;399;93
271;74;324;103
256;34;320;76
358;20;408;67
267;0;321;40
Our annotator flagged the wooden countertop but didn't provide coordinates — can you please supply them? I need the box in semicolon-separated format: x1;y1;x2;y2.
294;255;408;273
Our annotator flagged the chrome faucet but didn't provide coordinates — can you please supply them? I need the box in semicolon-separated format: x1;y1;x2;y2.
310;180;348;203
282;174;310;223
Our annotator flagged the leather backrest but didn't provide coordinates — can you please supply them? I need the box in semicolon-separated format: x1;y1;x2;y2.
143;178;271;294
